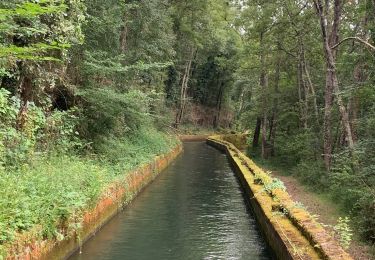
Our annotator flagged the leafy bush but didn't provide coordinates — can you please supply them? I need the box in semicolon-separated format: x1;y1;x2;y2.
276;130;317;167
0;89;45;167
0;87;179;258
94;127;178;171
292;161;327;189
291;143;375;244
334;217;353;249
0;88;83;167
38;109;83;153
329;143;375;243
79;88;153;139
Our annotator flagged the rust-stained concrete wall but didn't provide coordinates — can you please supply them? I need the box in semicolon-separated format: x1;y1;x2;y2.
207;136;352;260
5;144;182;260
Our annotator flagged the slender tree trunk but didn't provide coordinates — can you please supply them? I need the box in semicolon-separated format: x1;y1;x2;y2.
286;4;319;127
213;81;224;128
269;46;281;156
237;89;245;120
302;55;320;126
259;32;268;159
350;64;366;143
120;24;128;53
175;48;195;127
17;74;33;130
323;68;335;170
261;112;267;158
314;0;354;170
297;60;308;129
253;117;262;148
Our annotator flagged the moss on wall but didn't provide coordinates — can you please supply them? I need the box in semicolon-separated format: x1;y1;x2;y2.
207;136;352;260
5;145;183;260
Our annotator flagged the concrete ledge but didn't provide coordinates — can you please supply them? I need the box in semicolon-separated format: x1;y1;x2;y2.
5;144;183;260
207;136;352;260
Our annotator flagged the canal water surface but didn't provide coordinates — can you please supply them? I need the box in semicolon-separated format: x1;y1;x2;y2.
70;142;272;260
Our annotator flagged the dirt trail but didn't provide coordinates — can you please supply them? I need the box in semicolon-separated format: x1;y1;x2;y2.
270;171;373;260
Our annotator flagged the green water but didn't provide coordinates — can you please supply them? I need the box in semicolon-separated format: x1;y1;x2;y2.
69;142;272;260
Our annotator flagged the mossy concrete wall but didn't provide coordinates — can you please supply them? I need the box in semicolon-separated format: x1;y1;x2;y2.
207;136;352;260
6;144;183;260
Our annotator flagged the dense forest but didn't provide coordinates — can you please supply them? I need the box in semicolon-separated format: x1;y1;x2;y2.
0;0;374;258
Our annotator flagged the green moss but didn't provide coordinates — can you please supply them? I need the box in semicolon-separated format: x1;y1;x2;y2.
208;135;352;260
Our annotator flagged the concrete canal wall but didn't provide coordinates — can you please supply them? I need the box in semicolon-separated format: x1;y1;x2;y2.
5;144;182;260
207;135;352;260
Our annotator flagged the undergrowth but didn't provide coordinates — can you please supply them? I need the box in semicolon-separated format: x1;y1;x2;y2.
249;138;375;255
0;128;178;258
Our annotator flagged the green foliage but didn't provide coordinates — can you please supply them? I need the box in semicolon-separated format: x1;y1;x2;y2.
0;130;177;256
79;88;153;139
0;88;17;125
0;156;108;245
236;0;375;250
263;178;286;194
0;88;44;167
328;143;375;242
0;88;83;167
38;109;83;153
276;131;318;167
334;217;353;250
0;0;85;61
94;128;178;171
0;0;373;256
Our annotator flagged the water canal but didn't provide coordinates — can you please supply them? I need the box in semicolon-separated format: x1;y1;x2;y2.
70;142;272;260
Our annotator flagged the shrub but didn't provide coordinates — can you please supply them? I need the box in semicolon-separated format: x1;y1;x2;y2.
334;217;353;249
0;89;45;167
276;130;317;167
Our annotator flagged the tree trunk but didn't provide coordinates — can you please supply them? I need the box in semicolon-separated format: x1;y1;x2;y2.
120;24;128;53
17;74;33;130
175;47;195;127
213;81;224;128
261;112;267;159
302;54;320;126
269;45;281;156
259;32;268;159
297;59;308;129
253;117;262;148
323;66;334;170
237;89;245;120
314;0;354;170
286;4;319;127
350;63;366;143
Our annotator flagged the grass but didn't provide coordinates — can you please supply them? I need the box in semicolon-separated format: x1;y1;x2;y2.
0;128;179;258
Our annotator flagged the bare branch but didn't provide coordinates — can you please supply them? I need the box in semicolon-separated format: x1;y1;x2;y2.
331;37;375;51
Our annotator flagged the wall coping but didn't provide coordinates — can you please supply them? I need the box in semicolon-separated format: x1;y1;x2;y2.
207;135;352;260
4;144;183;260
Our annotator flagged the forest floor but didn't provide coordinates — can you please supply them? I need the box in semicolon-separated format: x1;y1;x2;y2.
265;169;373;260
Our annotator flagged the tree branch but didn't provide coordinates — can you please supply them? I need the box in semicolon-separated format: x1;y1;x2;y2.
331;37;375;51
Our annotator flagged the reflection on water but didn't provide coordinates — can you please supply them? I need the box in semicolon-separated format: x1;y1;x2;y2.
70;142;272;260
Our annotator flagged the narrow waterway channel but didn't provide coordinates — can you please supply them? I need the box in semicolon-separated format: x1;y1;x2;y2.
70;142;272;260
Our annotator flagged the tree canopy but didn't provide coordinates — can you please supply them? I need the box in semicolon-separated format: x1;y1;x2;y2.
0;0;375;257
